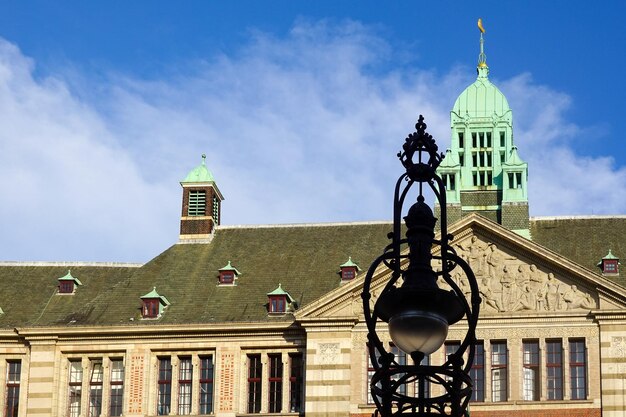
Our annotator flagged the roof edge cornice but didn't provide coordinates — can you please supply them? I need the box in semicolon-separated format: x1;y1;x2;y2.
0;261;143;267
531;215;626;221
217;220;392;230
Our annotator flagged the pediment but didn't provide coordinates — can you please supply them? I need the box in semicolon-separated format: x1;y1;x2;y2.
296;214;626;322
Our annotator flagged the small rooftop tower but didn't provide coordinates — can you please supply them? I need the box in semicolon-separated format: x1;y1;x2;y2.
179;154;224;241
436;19;529;237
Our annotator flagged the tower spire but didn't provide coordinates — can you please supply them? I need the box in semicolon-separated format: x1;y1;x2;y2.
477;18;489;77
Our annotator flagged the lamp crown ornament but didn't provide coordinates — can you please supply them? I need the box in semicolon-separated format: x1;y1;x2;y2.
362;115;481;417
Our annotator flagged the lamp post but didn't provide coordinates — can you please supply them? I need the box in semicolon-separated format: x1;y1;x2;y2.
362;115;481;417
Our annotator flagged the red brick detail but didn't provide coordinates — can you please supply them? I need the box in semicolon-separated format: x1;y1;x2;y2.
180;218;215;235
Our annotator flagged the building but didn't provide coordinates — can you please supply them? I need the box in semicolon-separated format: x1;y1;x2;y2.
0;28;625;417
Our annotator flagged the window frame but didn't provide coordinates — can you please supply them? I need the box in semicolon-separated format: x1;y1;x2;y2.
268;354;283;413
88;360;104;417
490;341;508;402
569;339;587;400
157;357;172;416
109;359;125;417
289;354;303;413
177;356;193;415
247;354;262;413
470;341;485;402
199;356;214;415
5;360;21;417
546;340;563;400
522;340;540;401
269;296;287;314
59;280;75;294
68;360;83;417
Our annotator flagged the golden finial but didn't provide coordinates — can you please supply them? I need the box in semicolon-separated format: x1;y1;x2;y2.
477;18;487;70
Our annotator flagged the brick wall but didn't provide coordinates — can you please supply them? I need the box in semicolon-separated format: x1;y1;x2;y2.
502;202;529;230
460;190;502;206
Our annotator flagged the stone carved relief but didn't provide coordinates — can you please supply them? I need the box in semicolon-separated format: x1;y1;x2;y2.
444;237;597;313
319;343;339;364
611;336;626;357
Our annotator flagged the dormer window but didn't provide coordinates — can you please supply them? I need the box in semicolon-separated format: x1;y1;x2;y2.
57;270;82;295
218;261;241;285
267;284;295;314
140;287;171;319
598;250;620;276
339;257;361;282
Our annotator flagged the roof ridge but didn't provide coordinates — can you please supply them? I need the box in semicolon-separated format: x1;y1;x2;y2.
0;261;143;267
217;220;392;230
531;215;626;221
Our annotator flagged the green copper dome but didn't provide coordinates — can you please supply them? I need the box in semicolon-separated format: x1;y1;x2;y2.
452;74;510;118
182;154;215;183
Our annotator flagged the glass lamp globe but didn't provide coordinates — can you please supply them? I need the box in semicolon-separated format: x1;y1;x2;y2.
388;309;449;356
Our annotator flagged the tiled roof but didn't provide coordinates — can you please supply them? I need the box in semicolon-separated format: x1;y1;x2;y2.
0;222;392;327
530;216;626;287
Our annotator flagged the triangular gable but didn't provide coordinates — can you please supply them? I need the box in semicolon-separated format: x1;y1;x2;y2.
296;213;626;321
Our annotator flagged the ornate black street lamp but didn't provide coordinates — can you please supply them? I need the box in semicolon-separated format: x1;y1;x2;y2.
362;116;481;417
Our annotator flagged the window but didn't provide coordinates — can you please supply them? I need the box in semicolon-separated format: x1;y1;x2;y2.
367;347;381;404
546;340;563;400
248;355;262;413
569;339;587;400
516;172;523;189
459;152;464;166
500;131;505;147
89;360;103;417
220;271;234;284
188;190;206;216
68;360;83;417
472;133;477;148
603;260;619;274
143;299;159;318
390;345;407;396
59;280;74;294
470;342;484;402
178;357;192;415
269;296;286;314
5;360;20;417
341;267;356;281
486;132;492;147
491;341;508;402
199;356;214;415
479;132;484;148
522;341;540;401
109;359;124;417
289;354;303;413
268;354;283;413
458;132;464;148
157;358;172;415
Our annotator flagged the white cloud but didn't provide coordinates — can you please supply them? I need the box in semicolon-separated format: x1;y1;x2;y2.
0;20;623;262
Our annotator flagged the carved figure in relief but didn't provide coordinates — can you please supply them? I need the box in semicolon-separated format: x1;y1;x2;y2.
500;265;520;311
485;244;510;280
543;273;562;311
456;236;488;276
480;277;503;312
562;285;596;310
519;283;537;310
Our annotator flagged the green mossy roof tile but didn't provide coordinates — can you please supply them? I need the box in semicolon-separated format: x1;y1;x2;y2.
0;223;392;327
531;217;626;287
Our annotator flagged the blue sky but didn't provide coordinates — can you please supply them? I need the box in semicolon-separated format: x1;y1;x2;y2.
0;1;625;262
